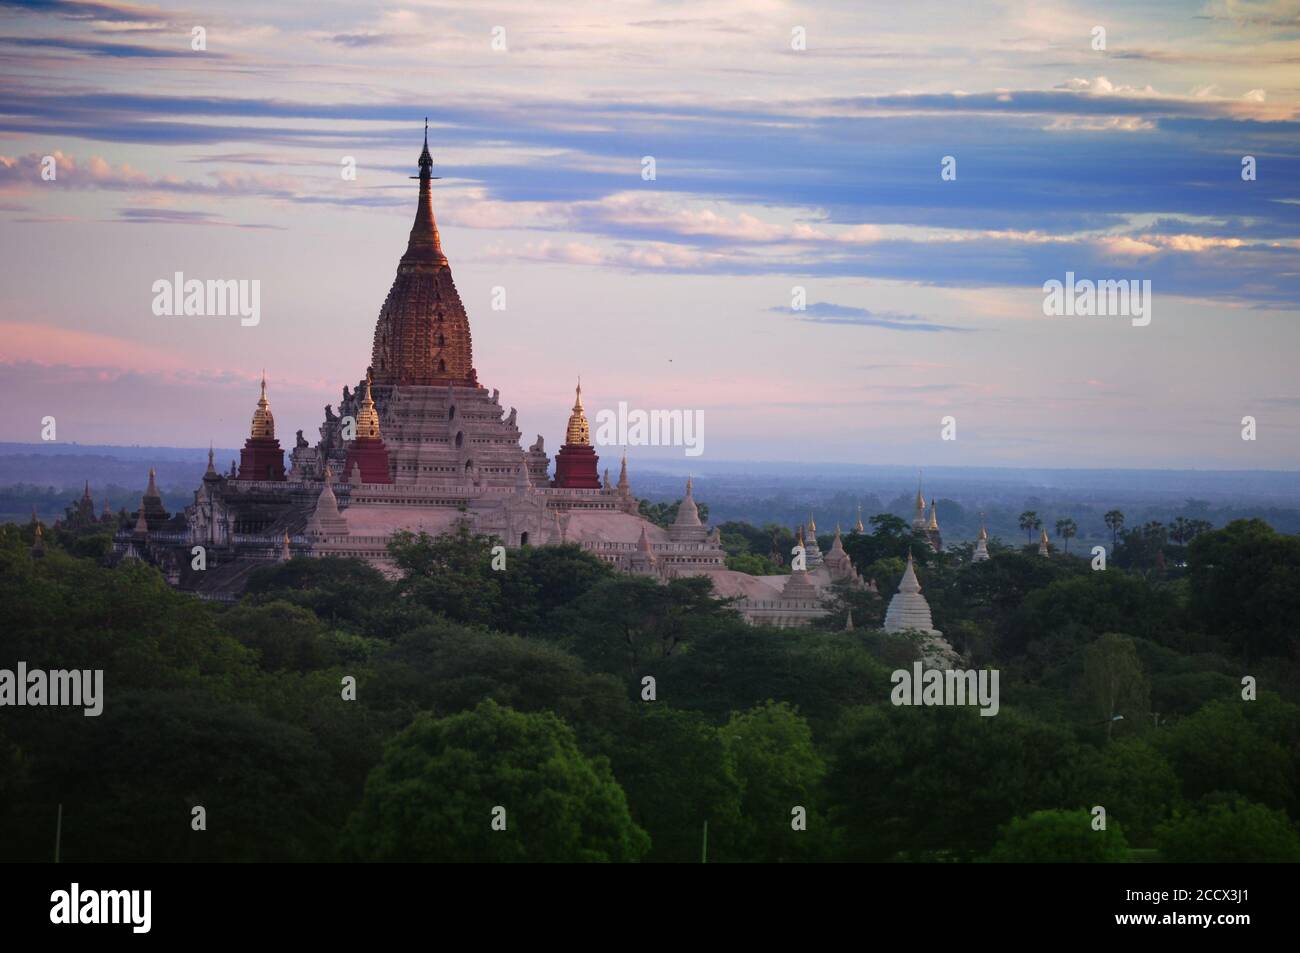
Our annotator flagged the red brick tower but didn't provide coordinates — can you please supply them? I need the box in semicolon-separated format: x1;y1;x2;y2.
238;373;286;481
343;370;393;484
552;379;601;489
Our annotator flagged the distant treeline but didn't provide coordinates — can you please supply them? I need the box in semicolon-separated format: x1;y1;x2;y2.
0;482;192;524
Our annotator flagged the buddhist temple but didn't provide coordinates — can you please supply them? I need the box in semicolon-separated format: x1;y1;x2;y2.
884;552;941;636
1038;527;1051;557
108;128;887;630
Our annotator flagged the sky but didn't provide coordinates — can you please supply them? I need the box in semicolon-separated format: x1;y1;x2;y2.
0;0;1298;469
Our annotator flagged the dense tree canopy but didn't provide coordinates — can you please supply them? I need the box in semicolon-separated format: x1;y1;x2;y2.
3;502;1300;863
342;700;649;862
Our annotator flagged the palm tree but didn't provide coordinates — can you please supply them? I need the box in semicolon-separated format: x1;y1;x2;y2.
1104;510;1125;551
1018;510;1040;544
1170;516;1191;548
1056;517;1078;554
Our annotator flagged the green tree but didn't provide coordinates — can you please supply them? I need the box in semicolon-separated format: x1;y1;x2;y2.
606;706;744;862
1067;738;1180;843
1156;796;1300;862
548;575;727;679
243;555;397;633
1115;521;1169;571
344;700;649;862
842;513;925;570
1082;633;1150;740
719;701;827;862
373;620;631;753
986;809;1129;862
1155;699;1295;812
825;705;1076;860
726;551;785;575
1019;511;1041;544
1103;510;1125;552
388;522;503;628
1055;517;1078;554
8;690;340;862
217;600;337;673
494;543;613;634
1186;519;1300;662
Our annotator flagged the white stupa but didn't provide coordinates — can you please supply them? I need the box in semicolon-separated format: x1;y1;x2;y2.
972;517;990;562
883;551;941;636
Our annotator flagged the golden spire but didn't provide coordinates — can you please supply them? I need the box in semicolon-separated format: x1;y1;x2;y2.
808;511;817;534
564;378;590;446
250;371;275;439
355;370;381;440
927;498;939;530
855;505;865;534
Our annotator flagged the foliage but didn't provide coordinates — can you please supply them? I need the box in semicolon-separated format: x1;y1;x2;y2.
3;503;1300;863
342;700;649;862
985;809;1129;862
1155;796;1300;863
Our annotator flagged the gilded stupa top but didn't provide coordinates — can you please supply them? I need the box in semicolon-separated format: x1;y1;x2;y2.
356;370;382;440
565;379;591;446
250;373;275;439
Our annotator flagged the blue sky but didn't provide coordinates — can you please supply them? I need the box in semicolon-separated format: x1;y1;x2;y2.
1;0;1298;467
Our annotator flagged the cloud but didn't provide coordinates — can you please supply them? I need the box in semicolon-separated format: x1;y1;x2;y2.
0;35;209;58
327;33;421;49
113;207;281;227
0;0;175;24
775;302;973;333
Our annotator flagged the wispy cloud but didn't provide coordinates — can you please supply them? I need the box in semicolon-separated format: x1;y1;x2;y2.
775;302;974;333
